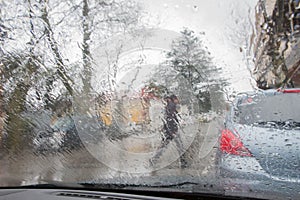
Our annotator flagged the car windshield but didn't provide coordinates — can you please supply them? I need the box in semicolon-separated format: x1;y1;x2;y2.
1;0;300;199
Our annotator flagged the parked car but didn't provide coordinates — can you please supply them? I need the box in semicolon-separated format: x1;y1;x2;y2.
217;88;300;195
52;115;83;150
30;112;83;154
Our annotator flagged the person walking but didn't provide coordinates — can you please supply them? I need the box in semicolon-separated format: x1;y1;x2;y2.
150;95;187;168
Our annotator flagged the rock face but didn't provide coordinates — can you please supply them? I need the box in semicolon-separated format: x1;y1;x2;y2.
253;0;300;89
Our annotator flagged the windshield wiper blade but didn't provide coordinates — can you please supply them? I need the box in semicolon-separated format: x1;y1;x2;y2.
9;182;84;189
79;180;225;195
79;182;231;200
145;181;199;188
79;181;199;189
3;180;199;190
1;182;266;200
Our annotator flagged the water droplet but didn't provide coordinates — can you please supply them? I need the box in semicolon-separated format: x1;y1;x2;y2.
192;5;198;12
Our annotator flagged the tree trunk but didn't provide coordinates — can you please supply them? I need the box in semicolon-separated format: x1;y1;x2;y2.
82;0;92;94
41;0;74;96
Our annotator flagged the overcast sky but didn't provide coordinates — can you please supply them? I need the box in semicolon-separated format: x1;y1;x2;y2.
138;0;259;92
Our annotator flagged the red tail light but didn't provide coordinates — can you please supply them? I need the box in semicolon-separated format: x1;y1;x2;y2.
220;129;252;157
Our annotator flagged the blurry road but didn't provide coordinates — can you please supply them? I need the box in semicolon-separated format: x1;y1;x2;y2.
0;117;222;187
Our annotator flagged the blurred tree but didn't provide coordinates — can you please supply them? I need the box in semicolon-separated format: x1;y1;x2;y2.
0;0;144;150
1;53;41;153
79;0;142;94
1;0;143;106
166;28;227;113
40;0;74;96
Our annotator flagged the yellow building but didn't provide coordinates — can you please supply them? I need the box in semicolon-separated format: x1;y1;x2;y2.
99;104;112;126
123;98;150;125
97;97;150;126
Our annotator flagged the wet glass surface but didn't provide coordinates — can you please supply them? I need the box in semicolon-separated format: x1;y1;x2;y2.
0;0;299;199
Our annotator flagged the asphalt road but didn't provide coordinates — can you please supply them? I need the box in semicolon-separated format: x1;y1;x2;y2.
0;117;222;187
